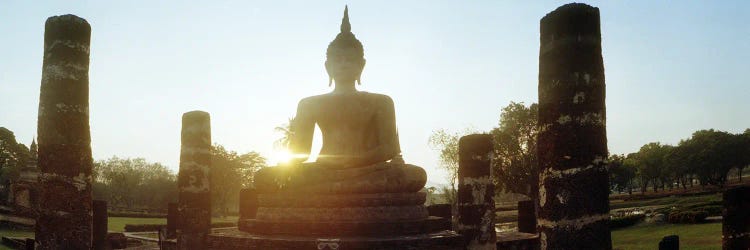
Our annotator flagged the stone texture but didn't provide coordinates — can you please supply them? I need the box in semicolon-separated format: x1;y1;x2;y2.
456;134;496;250
496;232;540;250
167;202;177;238
518;200;536;234
35;14;93;250
239;216;450;237
93;200;108;250
722;186;749;249
207;228;464;250
658;235;678;250
258;191;425;207
239;188;258;219
427;204;452;220
537;3;611;249
256;205;428;222
177;111;212;250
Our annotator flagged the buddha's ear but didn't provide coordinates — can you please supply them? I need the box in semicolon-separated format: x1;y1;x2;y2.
357;58;366;85
325;60;333;86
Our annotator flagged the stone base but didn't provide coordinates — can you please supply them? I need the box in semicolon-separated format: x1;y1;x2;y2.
239;216;450;237
207;228;464;250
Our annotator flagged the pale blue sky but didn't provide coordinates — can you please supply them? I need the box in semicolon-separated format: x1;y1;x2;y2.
1;1;748;185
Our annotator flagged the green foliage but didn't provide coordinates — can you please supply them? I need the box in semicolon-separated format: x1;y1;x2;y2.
428;129;461;190
667;210;708;224
0;127;30;204
490;102;538;198
210;144;266;216
94;157;177;210
609;154;636;193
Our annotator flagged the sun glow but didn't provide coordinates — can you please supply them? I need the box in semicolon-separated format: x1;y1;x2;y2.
271;149;293;165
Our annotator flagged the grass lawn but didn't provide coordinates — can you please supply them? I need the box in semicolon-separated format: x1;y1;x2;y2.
612;222;721;250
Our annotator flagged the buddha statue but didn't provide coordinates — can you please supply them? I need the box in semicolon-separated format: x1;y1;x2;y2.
255;6;426;194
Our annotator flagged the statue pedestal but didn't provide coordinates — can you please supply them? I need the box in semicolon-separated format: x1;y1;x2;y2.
206;192;463;249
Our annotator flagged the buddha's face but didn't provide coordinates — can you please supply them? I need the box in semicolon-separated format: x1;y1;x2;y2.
325;48;366;84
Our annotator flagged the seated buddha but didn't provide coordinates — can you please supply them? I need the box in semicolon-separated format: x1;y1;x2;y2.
255;7;426;194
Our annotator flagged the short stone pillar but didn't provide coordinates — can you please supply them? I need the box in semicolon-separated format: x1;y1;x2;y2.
427;204;452;220
658;235;679;250
517;200;536;234
722;186;749;249
93;200;108;250
167;202;178;238
537;3;611;249
34;14;94;250
239;188;258;220
177;111;212;250
456;134;496;250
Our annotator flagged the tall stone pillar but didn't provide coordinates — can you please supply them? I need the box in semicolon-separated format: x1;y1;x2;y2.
238;188;258;220
167;202;178;238
456;134;496;250
93;200;108;250
517;200;536;234
177;111;212;250
722;186;749;249
537;3;611;249
35;14;93;250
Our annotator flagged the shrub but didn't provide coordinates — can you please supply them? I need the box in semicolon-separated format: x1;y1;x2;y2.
609;214;645;229
667;210;708;224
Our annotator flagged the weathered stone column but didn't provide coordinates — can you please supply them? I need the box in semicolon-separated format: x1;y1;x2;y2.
167;202;178;238
177;111;212;250
517;200;536;234
537;3;611;249
456;134;496;250
93;200;108;250
722;186;749;249
35;14;93;250
658;235;679;250
238;188;258;220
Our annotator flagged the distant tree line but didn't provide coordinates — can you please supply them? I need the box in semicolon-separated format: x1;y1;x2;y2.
93;144;266;215
0;127;266;215
609;129;750;194
429;102;750;201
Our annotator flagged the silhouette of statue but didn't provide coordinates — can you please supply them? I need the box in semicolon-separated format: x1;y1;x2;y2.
255;6;426;194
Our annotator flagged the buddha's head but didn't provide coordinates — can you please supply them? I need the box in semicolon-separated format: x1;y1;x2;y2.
326;6;366;86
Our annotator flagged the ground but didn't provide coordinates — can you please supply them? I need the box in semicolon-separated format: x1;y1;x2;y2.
612;221;721;250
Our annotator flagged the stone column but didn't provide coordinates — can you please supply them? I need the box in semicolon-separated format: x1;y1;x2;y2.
517;200;536;234
167;202;178;238
722;186;749;249
658;235;679;250
177;111;212;250
239;188;258;220
93;200;108;250
537;3;611;249
35;14;93;250
456;134;496;250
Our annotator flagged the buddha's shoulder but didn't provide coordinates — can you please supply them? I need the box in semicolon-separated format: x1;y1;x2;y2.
298;91;393;105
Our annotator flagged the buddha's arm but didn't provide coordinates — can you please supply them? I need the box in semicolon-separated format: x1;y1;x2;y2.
288;100;315;164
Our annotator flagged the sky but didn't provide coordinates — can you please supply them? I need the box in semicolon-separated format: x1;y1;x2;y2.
1;1;748;186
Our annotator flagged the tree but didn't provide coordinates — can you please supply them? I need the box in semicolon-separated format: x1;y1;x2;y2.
273;117;295;150
211;144;266;216
608;154;635;194
0;127;30;204
489;102;538;198
94;157;177;210
428;129;461;196
683;130;736;186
